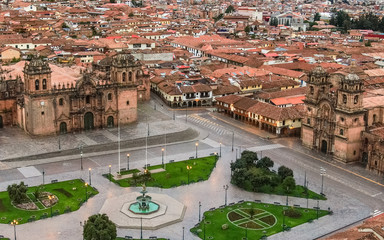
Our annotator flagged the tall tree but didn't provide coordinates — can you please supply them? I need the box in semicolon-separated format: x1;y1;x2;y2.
225;5;235;14
314;13;321;21
83;214;117;240
7;182;28;204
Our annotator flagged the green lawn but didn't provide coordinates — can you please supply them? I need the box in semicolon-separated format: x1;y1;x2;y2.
0;179;98;224
119;169;141;176
258;184;326;200
105;156;218;188
191;201;329;240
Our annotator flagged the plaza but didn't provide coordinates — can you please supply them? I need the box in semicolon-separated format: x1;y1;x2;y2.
0;101;382;239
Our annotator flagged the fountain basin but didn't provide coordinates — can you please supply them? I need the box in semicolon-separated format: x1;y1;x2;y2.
129;201;159;214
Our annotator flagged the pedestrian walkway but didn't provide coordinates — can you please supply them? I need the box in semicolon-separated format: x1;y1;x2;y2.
186;114;232;136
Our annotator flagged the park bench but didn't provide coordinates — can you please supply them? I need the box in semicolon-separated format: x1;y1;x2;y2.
294;204;301;208
189;156;194;159
254;200;261;203
120;168;126;171
124;236;133;239
274;202;280;205
149;236;157;239
51;179;58;183
169;160;175;163
238;200;244;203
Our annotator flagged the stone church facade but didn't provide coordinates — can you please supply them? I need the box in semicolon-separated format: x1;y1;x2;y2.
0;53;150;135
302;66;384;175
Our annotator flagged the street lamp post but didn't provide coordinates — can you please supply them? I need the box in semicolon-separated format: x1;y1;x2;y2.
306;181;309;208
187;165;192;184
42;169;45;185
140;217;143;239
203;220;206;240
245;223;248;240
320;167;326;195
80;152;83;171
108;165;111;182
11;219;18;240
85;183;88;202
316;200;320;219
236;148;238;160
127;154;130;171
223;185;229;206
231;131;234;152
199;201;202;222
283;210;286;231
88;168;92;186
286;186;289;206
195;142;198;158
182;226;185;240
79;145;83;170
219;142;222;157
161;148;164;168
48;195;54;217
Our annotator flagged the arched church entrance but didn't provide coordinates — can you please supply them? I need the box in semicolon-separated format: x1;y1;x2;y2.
321;140;327;154
84;112;94;130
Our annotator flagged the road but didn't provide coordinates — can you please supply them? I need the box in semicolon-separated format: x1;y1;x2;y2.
0;96;382;239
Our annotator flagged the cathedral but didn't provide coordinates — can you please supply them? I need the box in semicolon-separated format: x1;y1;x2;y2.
302;66;384;175
0;53;150;135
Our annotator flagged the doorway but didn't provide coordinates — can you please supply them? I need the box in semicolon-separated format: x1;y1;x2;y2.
84;112;94;130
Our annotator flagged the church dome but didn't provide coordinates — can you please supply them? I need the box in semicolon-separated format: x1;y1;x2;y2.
345;73;360;82
310;66;327;76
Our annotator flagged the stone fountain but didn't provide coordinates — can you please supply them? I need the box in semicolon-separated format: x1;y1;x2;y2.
128;184;159;214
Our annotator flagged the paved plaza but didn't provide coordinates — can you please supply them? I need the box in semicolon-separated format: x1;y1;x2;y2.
0;101;381;240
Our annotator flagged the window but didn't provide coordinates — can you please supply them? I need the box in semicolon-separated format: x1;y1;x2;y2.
42;79;47;90
146;44;151;47
307;118;311;124
310;86;314;95
373;114;377;123
122;72;126;82
340;117;344;122
354;95;359;104
86;95;90;104
353;150;356;155
59;98;64;106
35;80;39;90
41;111;44;115
108;93;112;101
354;118;358;123
133;44;141;48
343;94;347;104
340;129;343;135
126;101;130;105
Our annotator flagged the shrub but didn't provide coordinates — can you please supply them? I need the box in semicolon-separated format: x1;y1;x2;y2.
7;182;28;204
284;209;302;218
278;166;293;181
221;224;229;230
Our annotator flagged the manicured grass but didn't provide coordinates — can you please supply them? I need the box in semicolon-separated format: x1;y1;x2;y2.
258;184;326;200
106;156;218;188
0;179;98;224
119;169;141;176
190;201;329;240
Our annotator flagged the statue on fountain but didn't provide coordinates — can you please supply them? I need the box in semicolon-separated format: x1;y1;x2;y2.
137;183;151;211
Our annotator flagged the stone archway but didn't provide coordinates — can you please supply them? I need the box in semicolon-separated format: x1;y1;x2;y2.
362;152;368;166
0;115;3;128
60;122;67;134
107;116;114;128
321;140;327;154
84;112;94;130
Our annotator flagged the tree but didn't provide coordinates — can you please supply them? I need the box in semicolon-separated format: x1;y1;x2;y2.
128;12;134;17
213;14;223;22
282;176;296;193
225;5;235;14
270;17;278;27
365;40;372;47
83;214;116;240
61;22;69;29
314;12;321;21
256;157;274;170
278;166;293;181
240;150;258;167
7;182;28;204
244;25;250;33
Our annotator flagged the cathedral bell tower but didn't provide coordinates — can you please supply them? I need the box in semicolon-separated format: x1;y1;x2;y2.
334;73;365;163
110;53;143;85
23;58;52;94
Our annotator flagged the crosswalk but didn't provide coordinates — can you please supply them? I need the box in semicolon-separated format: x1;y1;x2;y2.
372;209;383;217
187;114;232;136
